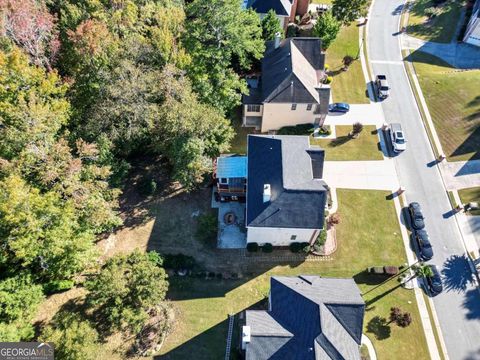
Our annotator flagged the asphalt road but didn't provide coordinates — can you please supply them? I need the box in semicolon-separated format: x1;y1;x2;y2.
367;1;480;359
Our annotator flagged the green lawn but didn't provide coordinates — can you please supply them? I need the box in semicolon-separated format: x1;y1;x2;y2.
459;187;480;215
410;52;480;161
408;0;464;43
310;125;383;160
158;190;429;360
327;24;369;104
228;109;254;155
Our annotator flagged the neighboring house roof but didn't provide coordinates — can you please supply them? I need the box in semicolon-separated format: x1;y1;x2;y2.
216;156;247;179
244;38;328;105
246;135;327;229
245;276;365;360
247;0;293;16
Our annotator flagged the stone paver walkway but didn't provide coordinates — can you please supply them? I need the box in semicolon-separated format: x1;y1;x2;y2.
441;160;480;190
402;35;480;69
323;160;399;190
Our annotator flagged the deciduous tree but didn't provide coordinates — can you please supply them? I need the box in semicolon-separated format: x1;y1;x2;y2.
332;0;368;25
312;11;341;49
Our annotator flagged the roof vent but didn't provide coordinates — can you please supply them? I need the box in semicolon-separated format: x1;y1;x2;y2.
263;184;271;203
274;32;281;49
242;326;251;350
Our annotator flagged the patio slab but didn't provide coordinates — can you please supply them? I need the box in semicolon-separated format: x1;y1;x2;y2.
217;201;247;249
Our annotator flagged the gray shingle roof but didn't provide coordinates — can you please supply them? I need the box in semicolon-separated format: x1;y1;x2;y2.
245;276;365;360
247;0;293;16
246;135;327;229
244;38;329;105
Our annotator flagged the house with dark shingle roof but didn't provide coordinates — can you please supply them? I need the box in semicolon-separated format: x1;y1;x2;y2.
245;0;309;29
246;134;327;246
242;276;365;360
243;37;330;133
464;0;480;46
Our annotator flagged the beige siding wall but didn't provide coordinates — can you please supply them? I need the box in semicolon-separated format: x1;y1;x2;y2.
247;226;319;246
261;103;316;132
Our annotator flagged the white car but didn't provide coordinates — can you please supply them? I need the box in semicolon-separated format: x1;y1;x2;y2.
389;123;406;152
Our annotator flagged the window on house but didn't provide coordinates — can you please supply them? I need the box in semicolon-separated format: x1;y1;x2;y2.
220;178;228;184
307;104;312;111
291;104;297;110
291;235;297;240
247;104;261;112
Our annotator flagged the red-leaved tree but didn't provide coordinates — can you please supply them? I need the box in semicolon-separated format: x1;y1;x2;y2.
0;0;59;69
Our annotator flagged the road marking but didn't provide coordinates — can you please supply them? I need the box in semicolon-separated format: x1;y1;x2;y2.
370;60;405;65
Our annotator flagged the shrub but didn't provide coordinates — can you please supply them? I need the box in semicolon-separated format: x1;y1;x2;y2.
312;230;327;252
389;307;402;323
138;177;157;196
196;213;218;244
301;242;311;253
262;243;273;253
247;242;259;252
343;55;354;66
290;242;301;253
324;64;330;71
397;312;412;327
43;280;75;295
318;126;331;135
324;76;333;84
163;254;196;270
278;123;315;135
351;122;364;136
328;213;340;225
424;6;441;18
286;24;298;38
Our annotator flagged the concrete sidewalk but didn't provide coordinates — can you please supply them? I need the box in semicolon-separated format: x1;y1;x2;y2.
441;160;480;190
323;160;399;190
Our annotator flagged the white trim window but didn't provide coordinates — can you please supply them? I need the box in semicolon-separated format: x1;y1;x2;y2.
247;104;261;112
291;104;297;110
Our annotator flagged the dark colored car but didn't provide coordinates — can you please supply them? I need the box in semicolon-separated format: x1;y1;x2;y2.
425;265;443;296
413;229;433;261
408;202;425;230
328;103;350;113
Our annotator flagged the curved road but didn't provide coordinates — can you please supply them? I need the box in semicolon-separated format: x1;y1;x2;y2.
367;1;480;359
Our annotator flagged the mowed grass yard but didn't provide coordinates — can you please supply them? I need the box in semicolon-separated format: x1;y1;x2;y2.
310;125;383;160
408;0;464;43
327;24;369;104
459;187;480;215
410;52;480;161
158;190;429;360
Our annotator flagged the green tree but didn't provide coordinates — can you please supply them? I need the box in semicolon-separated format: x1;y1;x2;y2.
261;10;283;41
40;312;99;360
312;11;341;49
0;47;69;160
0;175;97;281
414;263;434;279
332;0;368;25
0;274;44;341
85;251;169;335
184;0;265;112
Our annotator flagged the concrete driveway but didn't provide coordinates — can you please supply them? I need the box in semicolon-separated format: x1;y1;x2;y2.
324;103;385;127
323;160;399;190
441;160;480;190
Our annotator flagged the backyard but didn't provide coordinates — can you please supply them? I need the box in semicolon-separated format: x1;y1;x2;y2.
157;190;429;360
327;23;369;104
310;125;383;160
407;0;464;43
410;51;480;161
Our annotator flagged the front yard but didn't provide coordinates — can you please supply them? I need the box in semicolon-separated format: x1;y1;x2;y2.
410;52;480;161
407;0;464;43
310;125;383;160
327;24;369;104
158;190;429;360
459;187;480;215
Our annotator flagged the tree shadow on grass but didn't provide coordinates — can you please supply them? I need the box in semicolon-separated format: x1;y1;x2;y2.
441;254;475;293
328;136;351;147
366;316;391;340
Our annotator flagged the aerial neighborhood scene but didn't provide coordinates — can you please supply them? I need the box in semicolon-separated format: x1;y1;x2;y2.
0;0;480;359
